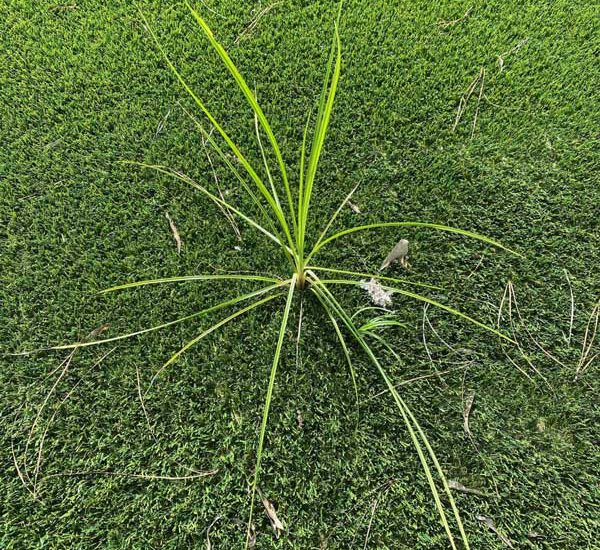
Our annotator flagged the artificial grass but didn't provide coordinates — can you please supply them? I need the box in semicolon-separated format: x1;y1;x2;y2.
1;0;598;548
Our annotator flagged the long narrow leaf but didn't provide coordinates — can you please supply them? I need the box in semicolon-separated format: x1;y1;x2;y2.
125;161;293;258
137;9;294;250
308;275;468;549
308;221;523;261
186;2;297;237
148;291;284;390
15;282;288;354
297;109;312;234
298;23;341;259
316;277;515;343
307;265;442;290
255;111;280;210
101;273;281;294
246;275;297;548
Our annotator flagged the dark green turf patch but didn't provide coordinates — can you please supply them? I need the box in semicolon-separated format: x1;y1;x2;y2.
1;0;598;548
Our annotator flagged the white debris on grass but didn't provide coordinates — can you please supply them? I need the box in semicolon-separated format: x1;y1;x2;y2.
361;278;393;307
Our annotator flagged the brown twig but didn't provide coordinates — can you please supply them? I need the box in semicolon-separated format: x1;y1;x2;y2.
575;299;600;380
452;68;484;133
438;7;472;29
32;348;116;496
234;3;282;45
462;391;475;439
165;212;183;254
497;38;529;72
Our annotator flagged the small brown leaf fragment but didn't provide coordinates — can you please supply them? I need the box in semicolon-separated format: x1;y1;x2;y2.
527;530;544;540
165;212;182;254
380;239;409;270
86;324;109;341
477;515;514;548
262;498;285;538
348;200;361;214
448;479;487;497
463;391;475;437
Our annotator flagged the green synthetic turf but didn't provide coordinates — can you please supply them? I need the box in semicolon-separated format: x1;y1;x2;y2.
1;1;598;548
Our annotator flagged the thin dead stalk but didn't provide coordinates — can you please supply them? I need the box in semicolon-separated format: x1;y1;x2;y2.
497;38;529;71
154;108;171;137
438;7;472;29
470;68;485;139
198;0;225;19
334;479;395;549
202;132;243;241
424;303;456;352
421;304;447;385
509;283;568;371
564;269;575;346
452;68;484;133
365;366;465;402
497;283;536;382
462;391;475;439
31;347;116;496
178;101;242;241
44;469;218;481
234;2;282;45
575;299;600;380
136;364;155;436
24;350;75;484
206;515;222;550
466;255;485;280
11;440;38;499
363;493;383;550
33;381;82;495
165;212;183;253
